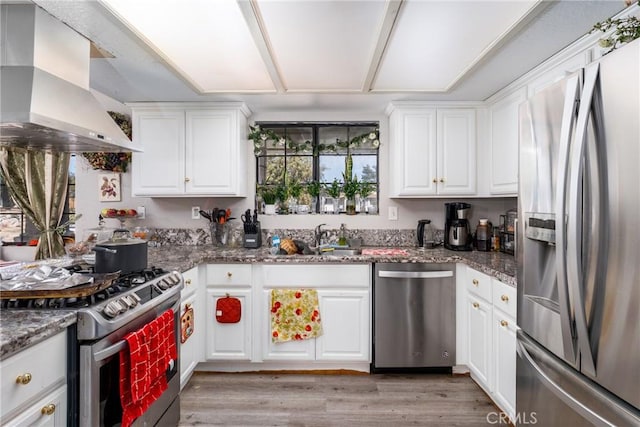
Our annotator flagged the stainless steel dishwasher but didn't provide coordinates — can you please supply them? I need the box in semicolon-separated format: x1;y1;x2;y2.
373;263;455;369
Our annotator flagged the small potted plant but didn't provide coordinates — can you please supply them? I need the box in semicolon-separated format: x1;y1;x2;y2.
275;183;289;214
258;185;277;215
325;179;342;214
358;181;375;214
306;181;321;213
342;174;360;215
288;179;303;214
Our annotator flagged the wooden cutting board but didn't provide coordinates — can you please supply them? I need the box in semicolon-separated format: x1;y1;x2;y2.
0;271;120;299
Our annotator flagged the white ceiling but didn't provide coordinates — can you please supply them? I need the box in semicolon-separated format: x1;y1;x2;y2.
32;0;627;113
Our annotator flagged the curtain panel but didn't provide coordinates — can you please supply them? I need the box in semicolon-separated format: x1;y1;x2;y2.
0;147;70;259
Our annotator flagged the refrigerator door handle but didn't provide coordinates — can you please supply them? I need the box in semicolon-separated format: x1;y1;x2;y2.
568;64;600;377
555;74;581;363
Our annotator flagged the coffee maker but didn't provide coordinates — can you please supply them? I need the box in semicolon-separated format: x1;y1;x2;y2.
444;202;473;251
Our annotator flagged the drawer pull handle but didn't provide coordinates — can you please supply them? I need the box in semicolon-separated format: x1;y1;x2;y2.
41;404;56;416
185;279;192;285
16;373;32;385
500;320;509;327
472;302;479;309
227;272;232;278
472;279;479;286
501;294;509;302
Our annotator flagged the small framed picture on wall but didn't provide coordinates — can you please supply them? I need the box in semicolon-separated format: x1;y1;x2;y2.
99;172;121;202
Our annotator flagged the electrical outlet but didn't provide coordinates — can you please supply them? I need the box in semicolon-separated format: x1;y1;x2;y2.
388;206;398;221
136;206;146;219
191;206;200;220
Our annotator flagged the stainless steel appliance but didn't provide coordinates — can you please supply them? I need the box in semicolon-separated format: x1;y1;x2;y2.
1;266;184;426
444;202;472;251
416;219;437;248
517;38;640;426
0;3;141;152
373;263;455;369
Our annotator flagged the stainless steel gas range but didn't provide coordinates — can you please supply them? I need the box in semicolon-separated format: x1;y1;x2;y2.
2;266;184;427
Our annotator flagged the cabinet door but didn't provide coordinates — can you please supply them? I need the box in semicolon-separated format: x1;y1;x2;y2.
467;294;492;390
316;290;370;361
179;292;199;389
132;110;185;196
205;288;252;360
489;88;527;195
389;108;437;196
261;290;315;361
492;309;517;421
186;110;239;195
3;385;67;427
437;109;476;195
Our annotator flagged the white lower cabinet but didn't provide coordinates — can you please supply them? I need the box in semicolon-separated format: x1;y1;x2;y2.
205;288;252;360
460;265;518;420
316;290;370;361
179;267;202;389
0;331;67;425
492;307;517;421
466;293;493;390
3;385;67;427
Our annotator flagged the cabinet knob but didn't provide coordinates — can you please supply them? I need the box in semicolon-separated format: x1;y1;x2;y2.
472;302;479;309
185;177;191;182
185;279;192;285
501;294;509;302
16;373;32;385
41;404;56;416
227;272;232;278
472;279;479;286
500;320;509;327
432;178;438;183
440;178;445;183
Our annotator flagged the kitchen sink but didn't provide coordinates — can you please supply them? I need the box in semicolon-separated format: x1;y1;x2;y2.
321;248;362;256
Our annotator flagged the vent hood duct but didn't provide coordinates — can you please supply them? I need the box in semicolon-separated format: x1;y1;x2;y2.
0;4;141;153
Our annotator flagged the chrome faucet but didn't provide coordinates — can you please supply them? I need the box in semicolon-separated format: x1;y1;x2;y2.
314;223;327;248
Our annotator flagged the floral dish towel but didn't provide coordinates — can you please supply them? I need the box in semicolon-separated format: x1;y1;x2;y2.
271;289;323;343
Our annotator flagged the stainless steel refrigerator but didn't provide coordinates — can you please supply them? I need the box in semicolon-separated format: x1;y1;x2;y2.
517;38;640;426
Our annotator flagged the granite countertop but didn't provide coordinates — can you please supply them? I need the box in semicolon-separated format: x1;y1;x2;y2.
148;245;517;286
0;310;76;360
0;245;515;360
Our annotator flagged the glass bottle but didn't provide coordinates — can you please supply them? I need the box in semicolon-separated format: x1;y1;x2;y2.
338;223;348;246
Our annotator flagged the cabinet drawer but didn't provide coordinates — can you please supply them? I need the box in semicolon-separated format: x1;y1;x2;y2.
206;264;251;285
0;332;66;419
492;278;517;319
260;264;370;288
466;267;492;302
3;384;67;427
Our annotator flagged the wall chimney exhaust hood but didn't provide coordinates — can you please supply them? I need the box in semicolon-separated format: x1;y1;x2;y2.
0;3;141;153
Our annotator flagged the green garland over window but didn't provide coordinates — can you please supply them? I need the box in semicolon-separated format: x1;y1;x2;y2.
248;124;379;156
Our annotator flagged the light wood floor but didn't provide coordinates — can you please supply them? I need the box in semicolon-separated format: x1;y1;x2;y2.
178;372;498;426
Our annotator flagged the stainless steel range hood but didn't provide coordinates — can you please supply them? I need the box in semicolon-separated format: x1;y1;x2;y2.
0;3;141;153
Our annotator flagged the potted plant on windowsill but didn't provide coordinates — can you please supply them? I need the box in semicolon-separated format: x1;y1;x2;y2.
275;183;289;214
258;186;277;215
342;174;360;215
288;179;303;214
306;181;321;214
358;181;375;214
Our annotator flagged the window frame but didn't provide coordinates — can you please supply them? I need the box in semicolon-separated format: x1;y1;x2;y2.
254;122;379;214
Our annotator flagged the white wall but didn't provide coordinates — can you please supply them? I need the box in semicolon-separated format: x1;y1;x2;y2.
76;99;515;237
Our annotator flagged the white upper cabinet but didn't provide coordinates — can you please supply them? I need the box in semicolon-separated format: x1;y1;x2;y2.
131;102;250;197
388;103;476;197
488;88;527;195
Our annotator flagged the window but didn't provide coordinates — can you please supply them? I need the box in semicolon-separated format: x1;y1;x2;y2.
0;155;76;243
253;122;379;214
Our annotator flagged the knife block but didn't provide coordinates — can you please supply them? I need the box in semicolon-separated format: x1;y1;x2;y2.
243;222;262;248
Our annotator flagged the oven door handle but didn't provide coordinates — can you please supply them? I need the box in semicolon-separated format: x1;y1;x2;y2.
94;339;127;362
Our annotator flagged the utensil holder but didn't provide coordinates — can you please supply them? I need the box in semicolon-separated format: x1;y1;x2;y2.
210;223;229;247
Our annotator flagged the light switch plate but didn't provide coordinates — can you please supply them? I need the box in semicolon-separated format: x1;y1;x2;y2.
388;206;398;221
136;206;146;219
191;206;200;220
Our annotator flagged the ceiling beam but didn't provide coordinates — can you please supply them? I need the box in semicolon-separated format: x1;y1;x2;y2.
362;0;404;93
237;0;286;93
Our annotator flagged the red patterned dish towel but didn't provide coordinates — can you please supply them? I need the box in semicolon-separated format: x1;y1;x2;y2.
119;309;176;427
